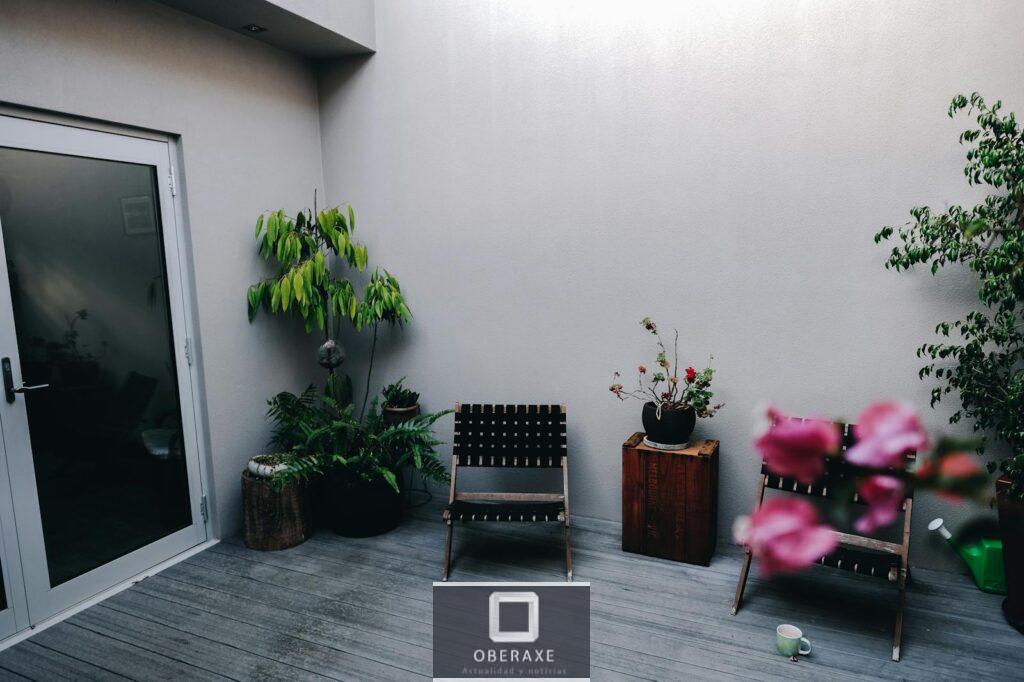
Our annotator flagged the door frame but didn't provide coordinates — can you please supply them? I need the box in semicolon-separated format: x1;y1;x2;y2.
0;114;211;624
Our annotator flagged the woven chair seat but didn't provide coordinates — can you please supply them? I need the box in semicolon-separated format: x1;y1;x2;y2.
444;500;565;523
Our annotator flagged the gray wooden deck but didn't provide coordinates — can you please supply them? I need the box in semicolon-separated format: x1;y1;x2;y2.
0;504;1020;681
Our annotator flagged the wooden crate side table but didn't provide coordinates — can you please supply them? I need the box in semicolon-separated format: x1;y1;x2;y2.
622;433;719;566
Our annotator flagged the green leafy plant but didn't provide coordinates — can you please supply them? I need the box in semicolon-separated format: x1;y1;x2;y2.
382;377;420;409
245;197;411;412
271;389;450;493
874;93;1024;496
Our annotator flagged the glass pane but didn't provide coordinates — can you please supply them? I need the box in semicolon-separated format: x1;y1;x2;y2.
0;558;6;611
0;147;191;587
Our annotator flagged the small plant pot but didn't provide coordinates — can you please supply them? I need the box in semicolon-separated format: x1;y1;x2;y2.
641;402;696;447
383;403;420;426
327;469;404;537
997;477;1024;635
241;471;311;551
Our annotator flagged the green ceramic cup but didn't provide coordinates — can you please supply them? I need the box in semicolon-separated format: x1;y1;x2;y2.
776;624;811;656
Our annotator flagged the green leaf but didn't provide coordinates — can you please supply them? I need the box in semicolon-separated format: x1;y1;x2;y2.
293;270;304;303
254;213;264;240
280;274;292;311
268;212;279;242
380;468;399;493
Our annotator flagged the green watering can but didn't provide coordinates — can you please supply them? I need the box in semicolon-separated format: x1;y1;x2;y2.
929;518;1007;595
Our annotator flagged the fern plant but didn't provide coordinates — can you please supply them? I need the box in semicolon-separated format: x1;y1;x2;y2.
271;389;451;493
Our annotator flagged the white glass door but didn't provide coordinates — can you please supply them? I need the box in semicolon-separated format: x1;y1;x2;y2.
0;115;207;625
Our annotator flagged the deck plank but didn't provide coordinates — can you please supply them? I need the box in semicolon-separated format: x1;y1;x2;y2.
0;502;1020;681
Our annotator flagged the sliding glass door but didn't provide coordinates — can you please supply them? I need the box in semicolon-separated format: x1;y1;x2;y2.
0;115;207;627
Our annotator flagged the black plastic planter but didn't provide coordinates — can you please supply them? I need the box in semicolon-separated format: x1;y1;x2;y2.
327;470;404;537
641;402;696;446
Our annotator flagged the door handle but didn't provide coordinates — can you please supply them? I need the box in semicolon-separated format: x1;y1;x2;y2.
3;358;49;403
14;383;49;393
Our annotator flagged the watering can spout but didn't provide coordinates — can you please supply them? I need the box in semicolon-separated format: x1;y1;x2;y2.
928;517;953;542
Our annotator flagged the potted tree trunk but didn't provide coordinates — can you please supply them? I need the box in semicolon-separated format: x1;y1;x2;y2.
382;377;420;426
609;317;723;447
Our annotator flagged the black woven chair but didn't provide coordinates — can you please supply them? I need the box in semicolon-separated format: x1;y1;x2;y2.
731;419;915;661
442;403;573;581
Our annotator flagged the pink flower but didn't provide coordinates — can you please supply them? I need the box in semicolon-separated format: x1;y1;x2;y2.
733;498;837;576
755;406;840;484
854;475;905;534
846;402;927;468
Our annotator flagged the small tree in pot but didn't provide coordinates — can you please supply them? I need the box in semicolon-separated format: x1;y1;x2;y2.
874;93;1024;633
610;317;722;447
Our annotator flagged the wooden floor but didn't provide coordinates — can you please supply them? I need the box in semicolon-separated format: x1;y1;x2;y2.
0;504;1021;681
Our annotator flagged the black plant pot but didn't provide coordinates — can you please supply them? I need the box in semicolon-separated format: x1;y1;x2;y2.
327;469;404;537
641;402;696;446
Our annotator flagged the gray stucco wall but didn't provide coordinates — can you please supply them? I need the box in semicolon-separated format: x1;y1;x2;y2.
0;0;327;537
317;0;1024;572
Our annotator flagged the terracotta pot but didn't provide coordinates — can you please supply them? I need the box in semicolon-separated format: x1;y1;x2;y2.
997;476;1024;634
641;402;696;446
383;403;420;426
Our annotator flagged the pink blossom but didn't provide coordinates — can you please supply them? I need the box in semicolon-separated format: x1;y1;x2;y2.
846;402;927;468
733;498;837;576
854;475;905;534
755;406;840;484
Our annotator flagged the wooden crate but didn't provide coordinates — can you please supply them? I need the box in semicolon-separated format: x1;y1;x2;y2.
622;433;719;566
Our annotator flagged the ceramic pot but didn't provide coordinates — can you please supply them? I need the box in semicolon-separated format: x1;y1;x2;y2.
383;403;420;426
641;402;696;446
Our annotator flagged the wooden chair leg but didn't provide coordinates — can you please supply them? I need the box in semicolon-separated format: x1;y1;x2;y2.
892;573;907;661
732;474;766;615
732;550;753;615
564;523;574;582
442;520;454;581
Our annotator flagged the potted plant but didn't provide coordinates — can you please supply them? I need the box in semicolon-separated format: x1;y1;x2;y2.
275;393;450;537
382;377;420;426
241;388;321;551
874;93;1024;632
245;196;413;529
609;317;722;447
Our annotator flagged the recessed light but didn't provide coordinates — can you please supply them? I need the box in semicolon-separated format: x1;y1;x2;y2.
242;23;267;33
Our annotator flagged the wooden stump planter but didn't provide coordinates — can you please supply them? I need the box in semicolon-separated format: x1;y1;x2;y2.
997;477;1024;634
241;471;311;551
622;433;718;566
